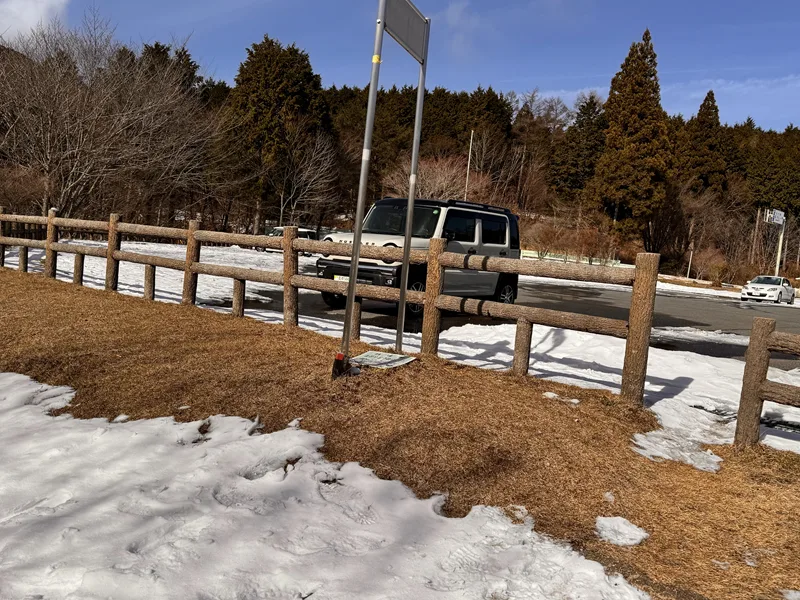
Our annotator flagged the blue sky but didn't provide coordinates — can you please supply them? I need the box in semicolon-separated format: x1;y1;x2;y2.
7;0;799;130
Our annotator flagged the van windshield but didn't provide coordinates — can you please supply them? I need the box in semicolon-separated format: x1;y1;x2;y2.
362;204;440;238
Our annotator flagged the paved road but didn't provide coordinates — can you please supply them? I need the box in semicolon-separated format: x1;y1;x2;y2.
238;264;800;369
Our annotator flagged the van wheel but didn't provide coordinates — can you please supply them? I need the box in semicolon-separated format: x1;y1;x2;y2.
403;280;426;318
494;277;517;304
321;292;346;310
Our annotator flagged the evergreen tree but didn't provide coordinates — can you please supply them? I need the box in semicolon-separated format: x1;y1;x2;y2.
680;90;727;196
588;29;672;251
550;92;607;207
227;35;328;232
229;36;326;167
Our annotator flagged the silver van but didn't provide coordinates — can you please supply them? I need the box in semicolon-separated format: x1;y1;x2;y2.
315;198;521;314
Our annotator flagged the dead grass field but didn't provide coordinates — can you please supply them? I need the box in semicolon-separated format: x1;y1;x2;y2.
1;269;799;600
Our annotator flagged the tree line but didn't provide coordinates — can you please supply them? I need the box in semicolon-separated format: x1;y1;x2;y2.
1;15;798;280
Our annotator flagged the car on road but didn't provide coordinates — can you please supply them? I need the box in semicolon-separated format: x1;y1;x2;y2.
268;227;318;240
741;275;796;304
315;198;521;315
268;227;318;256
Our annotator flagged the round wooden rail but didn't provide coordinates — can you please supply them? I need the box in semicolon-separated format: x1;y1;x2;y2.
291;274;426;305
0;214;48;225
193;230;283;250
52;218;109;231
767;331;800;356
759;380;800;408
292;238;429;264
116;223;188;240
0;236;47;249
112;250;185;271
435;294;629;339
50;242;107;258
190;262;283;285
437;252;636;286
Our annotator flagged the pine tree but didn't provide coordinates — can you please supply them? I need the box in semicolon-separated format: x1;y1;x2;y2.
680;90;727;196
588;29;672;250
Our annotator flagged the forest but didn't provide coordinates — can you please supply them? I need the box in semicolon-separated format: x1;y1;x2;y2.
1;14;799;283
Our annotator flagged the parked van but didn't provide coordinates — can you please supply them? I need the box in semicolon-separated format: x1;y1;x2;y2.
315;198;521;314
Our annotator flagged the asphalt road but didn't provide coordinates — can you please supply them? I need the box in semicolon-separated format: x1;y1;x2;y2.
236;263;800;369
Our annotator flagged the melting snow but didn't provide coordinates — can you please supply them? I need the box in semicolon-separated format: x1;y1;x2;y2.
596;516;650;547
0;373;648;600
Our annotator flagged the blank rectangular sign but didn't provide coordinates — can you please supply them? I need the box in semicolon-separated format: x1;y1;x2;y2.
384;0;429;64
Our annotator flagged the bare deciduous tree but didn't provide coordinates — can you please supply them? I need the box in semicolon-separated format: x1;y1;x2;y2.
0;13;222;219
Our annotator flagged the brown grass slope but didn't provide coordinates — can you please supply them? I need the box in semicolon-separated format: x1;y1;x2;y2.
1;270;799;600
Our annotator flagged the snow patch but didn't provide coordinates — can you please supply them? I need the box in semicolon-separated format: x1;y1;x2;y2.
0;373;648;600
596;516;650;547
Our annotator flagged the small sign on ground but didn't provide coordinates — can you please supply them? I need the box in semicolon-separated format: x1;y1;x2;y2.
351;351;416;369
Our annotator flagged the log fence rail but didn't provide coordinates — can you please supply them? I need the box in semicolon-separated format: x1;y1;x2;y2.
1;207;660;405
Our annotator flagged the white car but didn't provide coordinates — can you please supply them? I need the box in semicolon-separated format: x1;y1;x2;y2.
741;276;796;304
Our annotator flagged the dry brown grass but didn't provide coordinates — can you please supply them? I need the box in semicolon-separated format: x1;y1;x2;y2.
1;269;799;600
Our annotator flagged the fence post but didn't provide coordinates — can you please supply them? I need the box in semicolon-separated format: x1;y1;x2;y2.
352;297;362;341
144;265;156;300
182;220;201;305
421;238;447;355
513;318;533;375
45;208;58;278
283;226;299;327
0;206;5;268
232;278;245;317
621;252;660;405
73;253;84;285
105;213;121;291
734;317;775;451
18;246;28;273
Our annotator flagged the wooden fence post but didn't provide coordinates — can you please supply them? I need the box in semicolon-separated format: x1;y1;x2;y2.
421;238;447;355
621;252;660;405
734;317;775;451
232;278;245;317
0;206;5;268
144;265;156;300
352;297;362;341
18;246;28;273
283;226;299;327
513;318;533;375
45;208;58;278
182;220;201;305
105;213;121;291
73;253;84;285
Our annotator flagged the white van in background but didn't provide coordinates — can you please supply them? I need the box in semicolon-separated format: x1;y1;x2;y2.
315;198;521;315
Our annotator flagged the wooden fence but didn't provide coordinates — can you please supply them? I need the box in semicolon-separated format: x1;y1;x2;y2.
0;208;660;405
734;317;800;449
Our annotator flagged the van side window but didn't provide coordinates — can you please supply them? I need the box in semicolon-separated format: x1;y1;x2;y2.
443;210;477;243
509;216;520;250
481;215;507;245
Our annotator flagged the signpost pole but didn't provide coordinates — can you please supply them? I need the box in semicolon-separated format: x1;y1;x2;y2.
775;217;786;276
395;19;430;352
335;0;387;375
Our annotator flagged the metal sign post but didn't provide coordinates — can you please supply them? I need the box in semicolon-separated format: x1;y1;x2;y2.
395;14;430;352
764;208;787;276
334;0;430;376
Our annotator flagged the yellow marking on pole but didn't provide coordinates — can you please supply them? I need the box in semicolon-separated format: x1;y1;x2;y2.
372;54;382;64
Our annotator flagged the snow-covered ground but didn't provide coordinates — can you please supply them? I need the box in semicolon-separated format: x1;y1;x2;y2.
0;373;647;600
